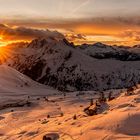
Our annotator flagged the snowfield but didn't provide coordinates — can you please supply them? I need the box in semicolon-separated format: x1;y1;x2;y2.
0;65;140;140
0;65;57;96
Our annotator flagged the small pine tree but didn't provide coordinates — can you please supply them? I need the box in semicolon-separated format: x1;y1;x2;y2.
95;100;100;107
26;101;31;107
99;92;106;102
44;96;48;101
63;92;66;98
90;99;93;106
60;112;64;117
108;92;112;100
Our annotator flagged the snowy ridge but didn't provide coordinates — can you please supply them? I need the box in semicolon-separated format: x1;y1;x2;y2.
4;38;140;91
0;65;57;96
77;42;140;61
0;65;38;88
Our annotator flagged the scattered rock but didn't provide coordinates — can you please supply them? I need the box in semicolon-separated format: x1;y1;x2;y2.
73;114;77;120
43;133;59;140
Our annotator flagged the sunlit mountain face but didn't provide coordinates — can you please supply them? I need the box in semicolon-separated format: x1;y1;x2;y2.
0;0;140;46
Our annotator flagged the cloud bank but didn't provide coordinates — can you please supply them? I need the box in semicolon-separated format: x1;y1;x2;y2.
0;24;64;42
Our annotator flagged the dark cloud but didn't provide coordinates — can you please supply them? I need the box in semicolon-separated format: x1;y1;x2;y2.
0;24;64;41
4;16;140;29
0;23;88;43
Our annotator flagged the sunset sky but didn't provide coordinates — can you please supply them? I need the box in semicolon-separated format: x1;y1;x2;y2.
0;0;140;46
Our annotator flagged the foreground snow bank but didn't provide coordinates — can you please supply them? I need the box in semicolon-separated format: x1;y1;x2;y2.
0;88;140;140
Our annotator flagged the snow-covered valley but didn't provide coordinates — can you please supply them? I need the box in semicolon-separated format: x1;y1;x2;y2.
0;65;140;140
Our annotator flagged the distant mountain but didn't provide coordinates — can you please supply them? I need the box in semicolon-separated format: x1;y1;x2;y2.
77;42;140;61
4;37;140;91
133;44;140;48
128;44;140;54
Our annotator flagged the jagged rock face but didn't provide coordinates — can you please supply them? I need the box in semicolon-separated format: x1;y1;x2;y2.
5;38;140;91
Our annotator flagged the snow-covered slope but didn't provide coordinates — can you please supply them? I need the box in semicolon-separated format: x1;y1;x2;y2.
0;84;140;140
0;65;37;88
0;65;57;96
77;42;118;56
4;38;140;91
79;89;140;140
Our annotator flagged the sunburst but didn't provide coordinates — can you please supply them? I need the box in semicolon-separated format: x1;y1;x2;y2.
0;46;11;64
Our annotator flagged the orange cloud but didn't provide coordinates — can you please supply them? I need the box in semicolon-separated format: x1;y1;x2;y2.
1;16;140;46
119;30;140;41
